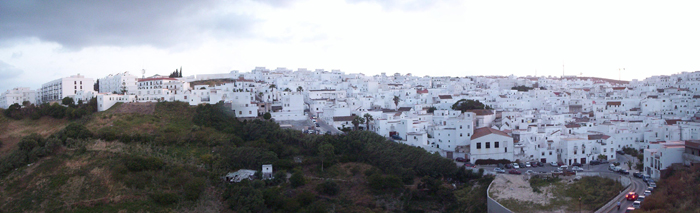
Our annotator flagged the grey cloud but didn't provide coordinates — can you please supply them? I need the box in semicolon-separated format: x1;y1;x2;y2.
347;0;441;11
0;61;24;92
0;0;259;50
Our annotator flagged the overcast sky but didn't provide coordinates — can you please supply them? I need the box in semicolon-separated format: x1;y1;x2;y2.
2;0;700;92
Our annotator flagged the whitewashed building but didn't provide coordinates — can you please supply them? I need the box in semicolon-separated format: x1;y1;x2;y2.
99;71;139;95
38;74;95;104
0;87;36;108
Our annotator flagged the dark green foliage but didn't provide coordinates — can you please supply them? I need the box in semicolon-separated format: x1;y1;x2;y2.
150;192;179;205
125;156;164;172
61;97;75;107
290;169;306;188
55;123;93;143
451;99;492;112
368;173;403;193
4;103;23;120
622;147;640;157
183;177;205;201
263;112;271;120
315;180;339;196
224;184;264;213
426;106;437;113
511;85;534;92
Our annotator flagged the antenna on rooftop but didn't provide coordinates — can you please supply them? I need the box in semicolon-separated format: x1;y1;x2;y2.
142;69;146;78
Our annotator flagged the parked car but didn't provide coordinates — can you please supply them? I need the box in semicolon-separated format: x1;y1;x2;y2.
316;123;321;127
549;162;558;167
646;186;654;192
513;163;520;169
519;163;526;168
464;163;476;168
625;192;638;201
644;190;651;196
617;150;625;155
625;207;635;213
494;168;506;173
572;162;582;167
589;160;600;165
572;166;584;171
505;164;513;169
633;201;641;208
637;195;645;202
536;162;544;167
618;169;630;175
525;170;535;175
497;163;504;169
525;162;531;168
600;159;609;164
649;182;656;188
508;169;521;175
633;172;644;178
455;157;467;162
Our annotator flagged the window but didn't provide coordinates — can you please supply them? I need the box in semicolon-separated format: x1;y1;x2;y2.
486;142;490;148
542;152;545;156
549;151;552;155
476;143;481;149
495;142;499;148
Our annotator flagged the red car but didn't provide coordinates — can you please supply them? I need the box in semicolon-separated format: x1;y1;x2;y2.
625;192;638;201
464;163;476;168
508;169;521;175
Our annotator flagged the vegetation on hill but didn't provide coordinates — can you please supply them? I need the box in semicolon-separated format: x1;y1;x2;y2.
637;164;700;212
3;98;97;121
451;99;492;112
0;101;494;212
511;85;534;92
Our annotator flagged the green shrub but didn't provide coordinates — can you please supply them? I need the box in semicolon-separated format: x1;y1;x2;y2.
315;180;339;196
290;170;305;188
183;177;205;201
150;192;179;205
125;156;164;172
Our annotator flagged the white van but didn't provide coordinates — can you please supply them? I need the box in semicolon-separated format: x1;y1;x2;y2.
559;165;568;171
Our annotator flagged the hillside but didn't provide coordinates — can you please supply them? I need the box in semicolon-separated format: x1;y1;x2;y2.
0;114;69;156
636;164;700;213
0;102;493;212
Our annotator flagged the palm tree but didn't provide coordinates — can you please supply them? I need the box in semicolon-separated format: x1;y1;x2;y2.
269;84;276;92
351;116;365;131
393;96;400;109
284;88;292;92
363;113;373;131
297;86;303;92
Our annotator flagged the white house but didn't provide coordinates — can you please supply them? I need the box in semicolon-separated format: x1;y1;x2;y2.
0;87;36;108
99;71;139;95
38;74;95;104
469;127;514;162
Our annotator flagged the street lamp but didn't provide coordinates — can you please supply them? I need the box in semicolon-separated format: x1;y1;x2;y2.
587;154;591;170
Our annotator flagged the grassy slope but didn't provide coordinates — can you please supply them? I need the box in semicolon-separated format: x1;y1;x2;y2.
0;102;483;212
0;115;69;156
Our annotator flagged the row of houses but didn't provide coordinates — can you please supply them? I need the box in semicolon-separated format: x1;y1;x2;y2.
4;69;700;181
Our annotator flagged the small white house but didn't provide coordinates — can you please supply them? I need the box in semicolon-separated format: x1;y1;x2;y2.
262;164;273;180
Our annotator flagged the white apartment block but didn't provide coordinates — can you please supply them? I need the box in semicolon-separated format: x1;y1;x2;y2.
38;74;95;104
0;87;36;109
99;71;139;95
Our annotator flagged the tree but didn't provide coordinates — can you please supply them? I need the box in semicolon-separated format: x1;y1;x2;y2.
179;66;183;77
269;84;276;92
297;86;303;92
61;97;75;107
351;116;364;131
597;154;608;160
284;88;292;92
511;85;534;92
393;96;400;109
427;106;437;113
319;143;334;172
263;112;271;120
363;113;373;131
290;169;305;188
94;79;100;92
451;99;491;113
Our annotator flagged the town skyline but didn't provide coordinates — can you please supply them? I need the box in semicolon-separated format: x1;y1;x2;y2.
3;0;700;93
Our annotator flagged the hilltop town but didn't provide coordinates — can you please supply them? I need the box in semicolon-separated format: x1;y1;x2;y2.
2;68;700;182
